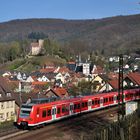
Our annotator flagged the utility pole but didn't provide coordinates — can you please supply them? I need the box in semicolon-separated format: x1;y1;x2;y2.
118;54;125;122
19;81;22;107
118;54;125;140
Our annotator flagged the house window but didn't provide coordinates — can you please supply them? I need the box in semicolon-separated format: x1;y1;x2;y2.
1;102;4;109
0;113;4;120
11;111;14;116
7;112;9;118
7;93;11;97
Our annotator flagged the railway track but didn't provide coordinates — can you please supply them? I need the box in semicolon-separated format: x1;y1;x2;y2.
1;106;118;140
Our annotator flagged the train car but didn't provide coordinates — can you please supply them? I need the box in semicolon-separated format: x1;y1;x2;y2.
17;88;140;129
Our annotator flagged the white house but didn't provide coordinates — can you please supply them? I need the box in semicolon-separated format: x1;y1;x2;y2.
37;75;50;82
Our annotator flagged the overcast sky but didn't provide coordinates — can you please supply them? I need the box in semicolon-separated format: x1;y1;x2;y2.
0;0;140;22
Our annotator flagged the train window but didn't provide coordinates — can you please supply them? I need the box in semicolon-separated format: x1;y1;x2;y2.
104;98;108;103
62;106;65;113
66;106;69;112
95;100;99;104
74;104;77;110
95;100;97;105
92;100;95;105
47;109;51;116
42;110;46;118
57;108;60;114
77;104;80;109
85;102;87;107
109;97;113;102
106;98;108;102
82;102;84;108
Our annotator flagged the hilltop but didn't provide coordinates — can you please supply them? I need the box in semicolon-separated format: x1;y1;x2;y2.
0;14;140;56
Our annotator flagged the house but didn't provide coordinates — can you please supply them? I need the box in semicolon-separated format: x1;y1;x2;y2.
57;66;70;74
37;75;50;82
16;72;28;81
124;72;140;88
92;74;117;92
82;63;90;75
32;81;48;92
55;73;65;84
2;71;12;77
19;82;32;93
109;56;119;62
67;61;76;71
0;77;15;122
70;72;85;86
25;76;35;83
91;65;104;78
45;87;69;98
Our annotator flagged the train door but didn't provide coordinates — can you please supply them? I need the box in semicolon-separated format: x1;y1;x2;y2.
36;107;40;123
69;103;74;115
114;95;117;104
52;106;56;120
100;97;103;107
88;99;92;110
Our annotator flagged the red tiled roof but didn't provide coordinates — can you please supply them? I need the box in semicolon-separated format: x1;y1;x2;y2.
31;76;37;81
32;81;48;85
92;66;104;74
108;72;119;80
127;72;140;85
58;67;70;73
52;87;68;97
73;72;84;78
108;79;118;89
40;68;55;73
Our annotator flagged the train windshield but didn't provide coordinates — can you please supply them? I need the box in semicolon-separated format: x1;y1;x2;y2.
20;104;33;118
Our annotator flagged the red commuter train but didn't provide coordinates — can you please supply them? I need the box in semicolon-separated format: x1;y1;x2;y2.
17;88;140;129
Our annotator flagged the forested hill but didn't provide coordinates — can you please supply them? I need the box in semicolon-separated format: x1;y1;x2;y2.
1;14;140;55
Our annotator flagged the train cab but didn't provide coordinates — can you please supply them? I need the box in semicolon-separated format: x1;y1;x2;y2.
17;103;34;129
